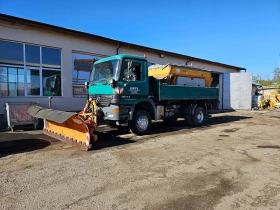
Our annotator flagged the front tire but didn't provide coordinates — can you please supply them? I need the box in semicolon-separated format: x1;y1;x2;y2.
130;110;152;135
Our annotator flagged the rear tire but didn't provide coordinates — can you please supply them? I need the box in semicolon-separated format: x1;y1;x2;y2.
130;110;152;135
191;107;205;127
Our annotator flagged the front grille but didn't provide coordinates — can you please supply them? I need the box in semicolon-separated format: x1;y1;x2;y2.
90;95;113;107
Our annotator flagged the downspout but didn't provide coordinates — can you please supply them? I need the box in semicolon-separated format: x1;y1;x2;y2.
222;74;224;110
116;43;121;55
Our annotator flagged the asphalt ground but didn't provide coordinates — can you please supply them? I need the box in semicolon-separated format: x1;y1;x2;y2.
1;109;280;209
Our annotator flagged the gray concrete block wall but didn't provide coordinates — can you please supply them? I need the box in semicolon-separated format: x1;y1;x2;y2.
223;73;252;110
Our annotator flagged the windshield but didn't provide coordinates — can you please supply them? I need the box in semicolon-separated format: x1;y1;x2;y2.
90;59;120;83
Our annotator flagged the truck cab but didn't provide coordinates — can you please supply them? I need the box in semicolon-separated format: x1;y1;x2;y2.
88;54;150;130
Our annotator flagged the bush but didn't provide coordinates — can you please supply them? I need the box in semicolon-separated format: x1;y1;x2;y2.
277;85;280;94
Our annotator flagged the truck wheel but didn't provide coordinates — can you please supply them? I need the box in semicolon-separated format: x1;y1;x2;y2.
130;110;152;135
192;107;205;126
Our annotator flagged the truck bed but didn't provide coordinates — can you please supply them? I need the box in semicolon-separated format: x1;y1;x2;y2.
149;77;218;101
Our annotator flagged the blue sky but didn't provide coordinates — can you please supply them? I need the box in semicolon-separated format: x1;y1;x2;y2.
1;0;279;79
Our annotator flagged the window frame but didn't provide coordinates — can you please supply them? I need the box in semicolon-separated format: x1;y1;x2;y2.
0;39;62;97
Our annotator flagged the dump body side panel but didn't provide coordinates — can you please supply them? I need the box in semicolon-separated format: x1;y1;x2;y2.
149;76;218;101
159;84;218;100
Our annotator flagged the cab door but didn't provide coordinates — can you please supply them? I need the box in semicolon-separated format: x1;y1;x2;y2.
119;59;149;103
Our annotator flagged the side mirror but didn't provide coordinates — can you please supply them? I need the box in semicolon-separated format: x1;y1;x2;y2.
84;81;89;89
109;79;117;88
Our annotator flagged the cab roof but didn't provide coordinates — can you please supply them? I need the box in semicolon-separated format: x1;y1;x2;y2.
94;54;147;64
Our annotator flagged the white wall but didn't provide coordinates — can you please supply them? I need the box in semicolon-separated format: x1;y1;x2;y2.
191;61;241;73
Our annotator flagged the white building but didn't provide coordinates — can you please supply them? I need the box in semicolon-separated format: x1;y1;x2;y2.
0;14;251;128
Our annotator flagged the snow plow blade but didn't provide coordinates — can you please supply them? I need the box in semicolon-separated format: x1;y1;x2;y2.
28;105;98;151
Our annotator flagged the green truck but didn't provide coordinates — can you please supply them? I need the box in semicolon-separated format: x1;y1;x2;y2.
29;54;218;150
88;54;218;132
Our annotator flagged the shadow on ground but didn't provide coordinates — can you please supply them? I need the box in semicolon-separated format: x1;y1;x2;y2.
0;114;252;154
92;115;252;150
93;129;136;150
150;115;251;134
0;138;50;158
257;145;280;149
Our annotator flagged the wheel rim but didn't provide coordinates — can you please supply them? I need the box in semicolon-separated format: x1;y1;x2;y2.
136;116;149;131
196;111;204;123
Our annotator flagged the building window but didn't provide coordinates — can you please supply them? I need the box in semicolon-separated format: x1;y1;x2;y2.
41;47;61;96
43;70;61;96
25;44;40;67
0;40;23;65
27;69;40;96
0;67;8;96
0;67;25;96
72;52;104;96
42;47;61;69
0;40;61;97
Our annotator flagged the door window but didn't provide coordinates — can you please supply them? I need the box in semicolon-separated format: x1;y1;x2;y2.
122;60;143;82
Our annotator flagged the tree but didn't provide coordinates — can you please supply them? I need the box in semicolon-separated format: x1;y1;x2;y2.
271;67;280;94
277;85;280;94
273;67;280;85
253;73;274;86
